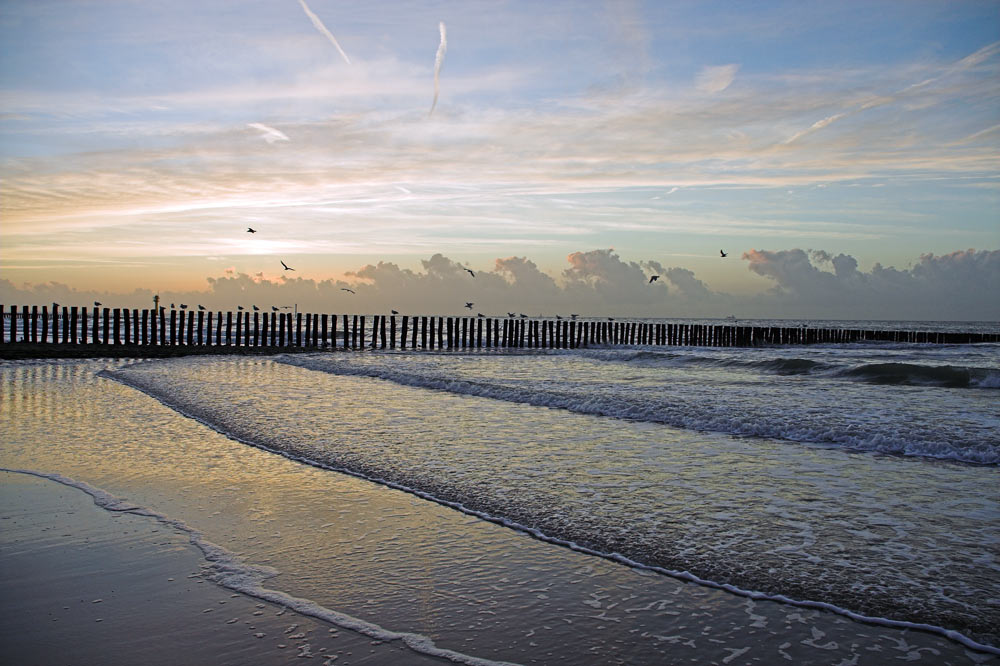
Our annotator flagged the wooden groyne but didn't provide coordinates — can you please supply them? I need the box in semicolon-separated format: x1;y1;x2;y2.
1;305;997;352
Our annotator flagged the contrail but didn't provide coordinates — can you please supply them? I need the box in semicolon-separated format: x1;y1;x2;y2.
429;21;447;115
298;0;351;65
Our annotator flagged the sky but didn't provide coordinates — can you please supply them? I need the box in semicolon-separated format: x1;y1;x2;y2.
1;0;998;319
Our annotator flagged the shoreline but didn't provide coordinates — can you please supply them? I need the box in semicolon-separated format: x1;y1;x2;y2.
0;470;454;666
0;343;328;361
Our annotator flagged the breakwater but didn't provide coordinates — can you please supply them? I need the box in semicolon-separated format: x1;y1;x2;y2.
2;305;998;351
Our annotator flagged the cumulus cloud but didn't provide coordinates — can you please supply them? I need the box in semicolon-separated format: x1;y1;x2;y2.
2;249;996;321
743;248;1000;319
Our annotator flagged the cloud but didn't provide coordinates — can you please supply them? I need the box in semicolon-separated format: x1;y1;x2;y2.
430;21;447;115
695;64;739;93
742;248;1000;319
3;248;997;320
783;113;847;144
298;0;352;65
247;123;290;144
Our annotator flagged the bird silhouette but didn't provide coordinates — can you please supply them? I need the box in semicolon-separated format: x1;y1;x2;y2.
465;302;474;309
391;309;399;315
52;302;59;307
198;305;206;311
341;288;355;294
649;275;659;283
271;306;279;312
519;314;527;318
247;227;256;233
720;250;728;257
180;304;188;309
94;301;102;306
608;317;614;321
556;315;562;320
238;306;244;311
252;305;259;311
464;268;475;278
477;313;484;317
281;261;295;271
570;314;578;319
507;312;516;318
170;303;175;308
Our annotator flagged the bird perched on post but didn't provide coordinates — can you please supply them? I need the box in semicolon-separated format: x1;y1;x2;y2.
198;305;206;311
508;312;516;318
238;306;244;311
271;306;279;312
648;275;659;283
391;310;399;315
180;304;188;309
477;313;484;318
281;261;295;271
252;305;259;311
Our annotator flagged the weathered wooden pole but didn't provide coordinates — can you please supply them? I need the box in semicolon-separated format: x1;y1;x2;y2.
400;315;408;350
295;312;303;347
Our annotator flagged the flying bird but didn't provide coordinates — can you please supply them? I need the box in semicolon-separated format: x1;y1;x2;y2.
720;250;728;257
465;302;474;309
341;288;355;294
281;261;295;271
429;22;447;115
247;227;257;233
464;268;475;278
648;275;659;283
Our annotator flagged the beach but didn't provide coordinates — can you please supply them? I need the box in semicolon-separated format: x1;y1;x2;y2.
1;344;997;665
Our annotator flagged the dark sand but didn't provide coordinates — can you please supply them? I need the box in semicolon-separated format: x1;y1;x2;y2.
0;472;445;666
0;343;324;361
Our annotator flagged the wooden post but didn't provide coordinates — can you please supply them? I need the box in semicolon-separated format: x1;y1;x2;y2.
400;316;408;350
29;305;37;343
359;315;367;350
348;315;355;349
39;305;49;344
378;315;386;349
389;315;396;349
185;310;193;346
369;315;378;349
477;317;483;348
437;317;444;349
296;312;303;347
412;316;419;350
446;317;454;349
427;316;434;349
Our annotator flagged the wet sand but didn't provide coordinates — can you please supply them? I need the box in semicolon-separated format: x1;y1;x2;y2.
0;472;444;666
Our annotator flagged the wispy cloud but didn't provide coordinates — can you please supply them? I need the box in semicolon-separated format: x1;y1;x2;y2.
695;64;739;93
783;112;847;144
430;21;448;115
298;0;351;65
247;123;290;144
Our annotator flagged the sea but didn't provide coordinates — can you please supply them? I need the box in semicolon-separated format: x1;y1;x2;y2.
2;318;998;665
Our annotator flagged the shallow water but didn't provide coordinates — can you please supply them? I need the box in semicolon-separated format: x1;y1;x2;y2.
1;357;997;664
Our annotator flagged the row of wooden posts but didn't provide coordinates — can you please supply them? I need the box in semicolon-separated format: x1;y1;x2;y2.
2;305;998;350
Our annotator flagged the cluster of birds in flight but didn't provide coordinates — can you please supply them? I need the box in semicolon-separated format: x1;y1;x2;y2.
230;227;727;317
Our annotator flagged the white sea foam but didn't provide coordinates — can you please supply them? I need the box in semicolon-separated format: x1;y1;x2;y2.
0;467;521;666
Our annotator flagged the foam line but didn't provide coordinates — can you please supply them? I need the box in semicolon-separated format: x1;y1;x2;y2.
94;369;1000;656
0;467;521;666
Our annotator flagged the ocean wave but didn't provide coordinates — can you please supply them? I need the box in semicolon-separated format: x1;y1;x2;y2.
835;363;1000;388
276;356;999;464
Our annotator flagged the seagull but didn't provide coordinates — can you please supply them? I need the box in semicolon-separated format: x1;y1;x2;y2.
465;302;474;309
252;305;259;311
570;314;578;319
52;302;59;307
519;313;527;318
171;303;175;308
508;312;516;318
477;313;484;318
341;288;355;294
180;304;188;309
720;250;728;257
238;306;244;311
649;275;659;283
391;310;399;315
272;306;279;312
247;227;257;233
464;268;475;278
281;261;295;271
556;315;562;320
608;317;614;321
94;301;102;306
